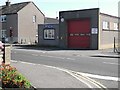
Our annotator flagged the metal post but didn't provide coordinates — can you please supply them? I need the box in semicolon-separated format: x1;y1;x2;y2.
114;37;116;53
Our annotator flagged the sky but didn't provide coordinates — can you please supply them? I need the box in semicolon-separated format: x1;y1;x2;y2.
0;0;120;18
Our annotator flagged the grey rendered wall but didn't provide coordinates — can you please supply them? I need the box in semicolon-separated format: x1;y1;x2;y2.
99;14;119;49
38;24;59;46
59;8;99;49
18;2;44;44
0;14;18;42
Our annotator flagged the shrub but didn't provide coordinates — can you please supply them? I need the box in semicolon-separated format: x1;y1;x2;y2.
0;63;32;88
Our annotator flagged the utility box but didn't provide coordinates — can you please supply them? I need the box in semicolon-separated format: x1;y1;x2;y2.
5;44;11;65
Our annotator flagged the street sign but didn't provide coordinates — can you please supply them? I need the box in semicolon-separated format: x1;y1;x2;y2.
91;28;98;34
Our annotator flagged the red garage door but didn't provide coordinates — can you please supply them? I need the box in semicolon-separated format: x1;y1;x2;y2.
68;19;91;49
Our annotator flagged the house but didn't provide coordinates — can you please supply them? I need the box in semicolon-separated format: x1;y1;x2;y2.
59;8;120;49
0;1;45;44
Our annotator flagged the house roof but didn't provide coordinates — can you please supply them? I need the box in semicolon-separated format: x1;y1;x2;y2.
0;2;30;15
0;1;45;16
100;13;120;19
45;17;59;24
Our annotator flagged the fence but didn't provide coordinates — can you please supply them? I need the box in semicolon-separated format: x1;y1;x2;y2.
114;37;120;54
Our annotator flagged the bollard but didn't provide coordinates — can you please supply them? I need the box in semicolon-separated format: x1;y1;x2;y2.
4;44;11;65
0;42;11;65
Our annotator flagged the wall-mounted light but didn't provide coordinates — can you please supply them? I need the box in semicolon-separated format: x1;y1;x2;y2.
61;18;64;22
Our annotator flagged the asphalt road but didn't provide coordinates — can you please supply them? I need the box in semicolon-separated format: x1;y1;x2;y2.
11;47;118;78
11;47;119;88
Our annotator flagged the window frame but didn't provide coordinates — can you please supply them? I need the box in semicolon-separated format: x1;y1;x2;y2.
1;30;7;38
33;15;36;23
43;28;55;40
0;15;7;22
102;21;109;30
113;22;118;30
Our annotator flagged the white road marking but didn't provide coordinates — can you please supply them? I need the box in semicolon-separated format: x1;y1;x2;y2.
32;54;38;56
77;72;120;82
11;60;17;63
68;72;93;88
78;74;107;88
66;58;75;60
20;61;36;65
103;62;120;66
40;55;65;59
39;54;76;60
42;52;46;53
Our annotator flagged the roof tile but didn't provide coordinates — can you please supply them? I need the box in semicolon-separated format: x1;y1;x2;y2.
0;2;30;15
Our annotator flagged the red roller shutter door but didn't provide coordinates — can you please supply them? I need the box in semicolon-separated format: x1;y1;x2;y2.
68;19;91;48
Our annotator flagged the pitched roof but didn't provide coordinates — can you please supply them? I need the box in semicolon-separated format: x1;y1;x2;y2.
100;13;120;19
45;17;59;24
0;2;30;15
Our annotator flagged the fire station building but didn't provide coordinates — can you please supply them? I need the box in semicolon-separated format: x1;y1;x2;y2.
59;8;120;50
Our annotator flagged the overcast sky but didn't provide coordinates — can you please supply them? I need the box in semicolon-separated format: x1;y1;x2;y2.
0;0;120;18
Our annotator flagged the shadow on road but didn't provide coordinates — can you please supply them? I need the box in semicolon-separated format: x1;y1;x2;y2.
91;55;120;58
13;44;97;51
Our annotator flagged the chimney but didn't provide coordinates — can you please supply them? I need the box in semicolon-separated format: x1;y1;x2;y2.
6;0;11;6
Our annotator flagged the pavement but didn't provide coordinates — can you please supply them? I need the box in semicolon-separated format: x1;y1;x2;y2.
11;60;89;88
81;49;120;58
11;46;119;88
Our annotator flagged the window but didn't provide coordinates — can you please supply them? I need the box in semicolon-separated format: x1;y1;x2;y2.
44;29;55;40
33;15;36;23
1;30;6;38
0;15;6;22
103;21;109;30
114;23;118;30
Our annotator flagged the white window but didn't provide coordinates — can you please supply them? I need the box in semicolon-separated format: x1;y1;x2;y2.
1;30;6;38
114;23;118;30
44;29;55;40
0;15;6;22
103;21;109;30
33;15;36;23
